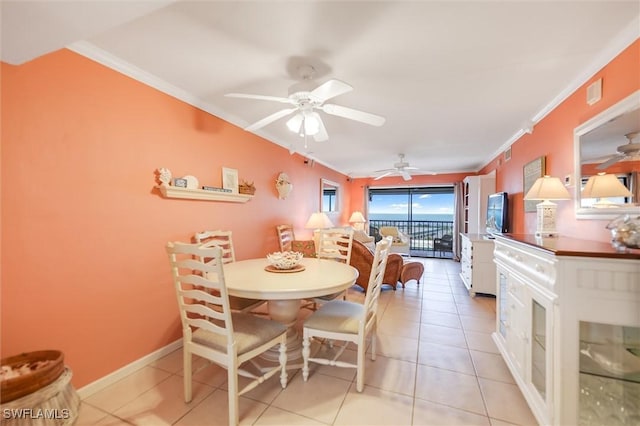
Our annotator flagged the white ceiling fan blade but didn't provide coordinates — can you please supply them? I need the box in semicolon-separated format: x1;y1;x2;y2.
310;79;353;103
597;154;626;170
401;171;412;181
373;171;394;180
225;93;294;104
245;108;297;132
321;104;386;126
313;116;329;142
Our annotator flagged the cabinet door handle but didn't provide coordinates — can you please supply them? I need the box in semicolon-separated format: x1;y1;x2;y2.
534;264;544;273
514;255;523;262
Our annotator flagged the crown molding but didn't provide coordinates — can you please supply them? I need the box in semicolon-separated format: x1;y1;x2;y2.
67;20;640;178
485;15;640;172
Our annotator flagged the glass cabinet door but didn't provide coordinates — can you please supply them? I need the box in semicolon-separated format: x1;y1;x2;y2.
498;271;508;338
531;300;547;399
579;321;640;425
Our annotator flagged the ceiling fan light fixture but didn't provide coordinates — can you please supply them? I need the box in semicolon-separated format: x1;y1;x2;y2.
303;112;321;135
286;113;303;133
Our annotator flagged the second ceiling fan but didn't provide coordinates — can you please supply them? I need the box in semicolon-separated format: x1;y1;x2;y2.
225;65;385;142
373;154;435;181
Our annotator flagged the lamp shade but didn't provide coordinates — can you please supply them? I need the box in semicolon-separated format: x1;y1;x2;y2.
581;173;632;199
524;175;571;201
286;114;303;133
286;112;320;136
305;212;334;229
348;211;366;223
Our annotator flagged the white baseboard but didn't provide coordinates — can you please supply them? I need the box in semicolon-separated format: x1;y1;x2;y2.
77;338;183;399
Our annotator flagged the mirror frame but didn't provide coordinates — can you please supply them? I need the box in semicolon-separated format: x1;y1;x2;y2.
320;178;340;217
574;90;640;219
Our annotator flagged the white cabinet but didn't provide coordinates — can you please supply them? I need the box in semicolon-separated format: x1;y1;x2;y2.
463;175;495;234
459;233;496;296
492;234;640;426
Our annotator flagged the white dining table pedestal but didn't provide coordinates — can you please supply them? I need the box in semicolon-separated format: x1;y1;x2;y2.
260;299;304;362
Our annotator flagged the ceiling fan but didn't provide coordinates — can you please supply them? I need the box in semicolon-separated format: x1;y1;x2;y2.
225;65;385;142
597;131;640;170
373;154;433;181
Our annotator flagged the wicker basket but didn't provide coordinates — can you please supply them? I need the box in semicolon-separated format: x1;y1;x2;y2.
1;368;79;426
1;350;64;403
238;184;256;195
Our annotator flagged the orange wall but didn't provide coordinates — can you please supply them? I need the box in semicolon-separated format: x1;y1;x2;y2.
479;39;639;239
1;49;348;387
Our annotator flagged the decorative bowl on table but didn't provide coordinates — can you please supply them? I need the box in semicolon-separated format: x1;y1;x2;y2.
266;251;303;270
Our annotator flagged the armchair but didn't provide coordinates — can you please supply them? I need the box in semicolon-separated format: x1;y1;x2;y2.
433;234;453;255
378;226;410;256
349;239;403;291
352;228;375;251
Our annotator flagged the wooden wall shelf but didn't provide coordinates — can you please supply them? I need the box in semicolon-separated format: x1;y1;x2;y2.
155;184;253;203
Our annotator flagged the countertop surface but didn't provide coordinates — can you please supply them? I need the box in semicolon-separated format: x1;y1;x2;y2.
494;234;640;260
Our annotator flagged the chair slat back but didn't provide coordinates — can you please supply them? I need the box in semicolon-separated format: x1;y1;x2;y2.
194;230;236;264
166;241;234;344
317;227;354;264
361;236;393;328
276;224;295;252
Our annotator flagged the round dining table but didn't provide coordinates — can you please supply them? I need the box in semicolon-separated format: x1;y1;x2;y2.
223;257;359;361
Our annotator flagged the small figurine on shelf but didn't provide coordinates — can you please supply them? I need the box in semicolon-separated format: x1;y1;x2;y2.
157;168;172;186
239;180;256;195
276;172;293;199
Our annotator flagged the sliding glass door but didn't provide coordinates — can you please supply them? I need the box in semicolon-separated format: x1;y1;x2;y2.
368;186;454;257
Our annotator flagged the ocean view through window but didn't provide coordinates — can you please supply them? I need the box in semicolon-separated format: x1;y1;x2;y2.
367;186;454;257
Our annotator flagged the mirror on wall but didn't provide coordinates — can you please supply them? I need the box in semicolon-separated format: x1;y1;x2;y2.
574;90;640;219
321;179;340;215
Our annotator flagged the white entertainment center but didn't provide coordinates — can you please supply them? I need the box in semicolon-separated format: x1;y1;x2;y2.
491;234;640;425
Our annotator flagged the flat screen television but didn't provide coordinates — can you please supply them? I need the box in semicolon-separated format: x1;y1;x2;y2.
486;192;509;234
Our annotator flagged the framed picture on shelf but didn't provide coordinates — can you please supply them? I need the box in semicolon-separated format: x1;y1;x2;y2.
222;167;239;193
523;156;546;212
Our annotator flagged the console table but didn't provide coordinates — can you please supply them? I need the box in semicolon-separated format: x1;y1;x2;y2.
492;234;639;426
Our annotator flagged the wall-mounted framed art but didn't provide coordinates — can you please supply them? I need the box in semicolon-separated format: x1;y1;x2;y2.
222;167;239;193
523;156;546;212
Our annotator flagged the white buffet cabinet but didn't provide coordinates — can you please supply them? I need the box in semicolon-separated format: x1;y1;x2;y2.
492;234;640;426
459;233;496;296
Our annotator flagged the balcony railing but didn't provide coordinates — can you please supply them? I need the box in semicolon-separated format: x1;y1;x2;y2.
369;219;454;258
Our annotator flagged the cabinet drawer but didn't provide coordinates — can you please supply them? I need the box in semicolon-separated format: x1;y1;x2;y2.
494;240;556;291
461;240;472;259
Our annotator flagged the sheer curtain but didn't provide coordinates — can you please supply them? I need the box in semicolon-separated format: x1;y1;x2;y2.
452;181;464;261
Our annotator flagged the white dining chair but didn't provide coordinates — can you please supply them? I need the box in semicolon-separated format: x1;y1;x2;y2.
307;227;355;309
302;236;392;392
276;224;295;252
194;230;266;314
166;241;288;426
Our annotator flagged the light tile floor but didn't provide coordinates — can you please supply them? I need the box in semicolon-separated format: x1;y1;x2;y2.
76;258;537;425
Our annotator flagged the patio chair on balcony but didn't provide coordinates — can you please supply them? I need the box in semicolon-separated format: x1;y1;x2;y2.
433;234;453;255
378;226;410;256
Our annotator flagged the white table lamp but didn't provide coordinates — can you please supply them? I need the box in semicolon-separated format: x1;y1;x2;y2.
524;175;571;237
348;211;366;231
305;212;334;254
581;172;633;208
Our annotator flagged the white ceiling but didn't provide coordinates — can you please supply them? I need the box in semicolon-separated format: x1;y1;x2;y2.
3;1;639;178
